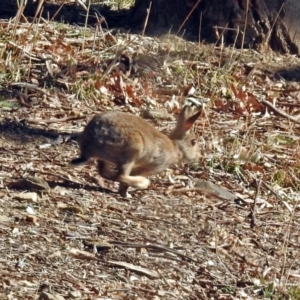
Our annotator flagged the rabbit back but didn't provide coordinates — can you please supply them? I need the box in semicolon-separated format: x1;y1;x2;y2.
74;111;178;171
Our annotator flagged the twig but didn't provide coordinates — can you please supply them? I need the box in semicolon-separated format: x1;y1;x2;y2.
265;3;285;47
8;43;40;61
240;0;249;55
82;0;91;51
142;1;152;35
12;82;50;94
261;99;300;125
108;242;197;262
17;93;32;108
262;181;293;213
177;0;202;35
101;36;138;80
249;178;261;228
50;1;66;22
27;115;86;124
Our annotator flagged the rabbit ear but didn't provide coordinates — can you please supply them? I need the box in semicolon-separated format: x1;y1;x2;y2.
170;106;201;139
182;110;201;132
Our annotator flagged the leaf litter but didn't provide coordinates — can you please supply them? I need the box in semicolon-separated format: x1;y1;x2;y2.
1;16;300;300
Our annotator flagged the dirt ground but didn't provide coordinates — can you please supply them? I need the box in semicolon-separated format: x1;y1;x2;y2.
1;20;300;300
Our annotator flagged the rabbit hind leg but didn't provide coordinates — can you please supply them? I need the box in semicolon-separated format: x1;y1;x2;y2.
97;160;131;198
97;160;119;180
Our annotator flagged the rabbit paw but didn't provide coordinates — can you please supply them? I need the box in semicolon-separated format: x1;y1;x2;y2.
125;192;132;199
119;183;131;198
135;177;150;189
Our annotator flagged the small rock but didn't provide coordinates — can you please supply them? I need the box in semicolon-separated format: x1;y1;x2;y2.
52;186;68;196
141;109;175;121
15;192;38;202
68;290;82;299
0;215;11;222
25;215;39;225
194;180;236;201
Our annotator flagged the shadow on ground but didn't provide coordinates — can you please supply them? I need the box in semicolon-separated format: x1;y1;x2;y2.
273;66;300;81
0;119;116;194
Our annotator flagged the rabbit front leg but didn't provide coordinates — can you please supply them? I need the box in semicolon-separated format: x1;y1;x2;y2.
118;183;130;198
117;161;150;196
98;160;149;198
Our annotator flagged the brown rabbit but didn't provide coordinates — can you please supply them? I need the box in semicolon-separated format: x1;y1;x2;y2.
70;106;201;197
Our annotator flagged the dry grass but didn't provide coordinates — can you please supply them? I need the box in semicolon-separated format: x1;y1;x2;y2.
1;3;300;300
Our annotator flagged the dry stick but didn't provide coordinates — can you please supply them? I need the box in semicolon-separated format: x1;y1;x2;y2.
17;94;32;108
25;0;45;35
211;24;229;70
8;42;39;60
69;238;196;262
249;178;261;228
169;187;231;202
246;170;293;213
279;102;300;108
230;25;241;62
261;99;300;125
51;0;88;23
50;2;66;22
264;3;285;47
279;203;297;287
33;0;45;21
104;242;197;262
142;1;152;36
82;0;91;51
213;24;229;48
240;0;249;56
13;1;26;38
12;82;47;90
177;0;202;35
101;36;138;79
261;181;293;213
24;213;63;224
76;0;88;12
198;11;202;44
27;115;86;124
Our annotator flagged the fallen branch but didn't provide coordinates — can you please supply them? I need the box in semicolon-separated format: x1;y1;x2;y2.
261;99;300;125
249;178;261;228
27;115;86;124
109;242;197;262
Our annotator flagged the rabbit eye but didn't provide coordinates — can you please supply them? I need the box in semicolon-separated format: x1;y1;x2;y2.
191;139;197;146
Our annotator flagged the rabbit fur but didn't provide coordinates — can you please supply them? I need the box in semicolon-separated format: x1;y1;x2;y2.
70;106;201;197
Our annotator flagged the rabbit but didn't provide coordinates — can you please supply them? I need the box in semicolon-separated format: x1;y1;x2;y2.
70;106;201;198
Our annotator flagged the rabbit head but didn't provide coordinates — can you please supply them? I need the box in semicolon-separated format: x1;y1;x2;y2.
169;105;201;163
70;106;200;197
